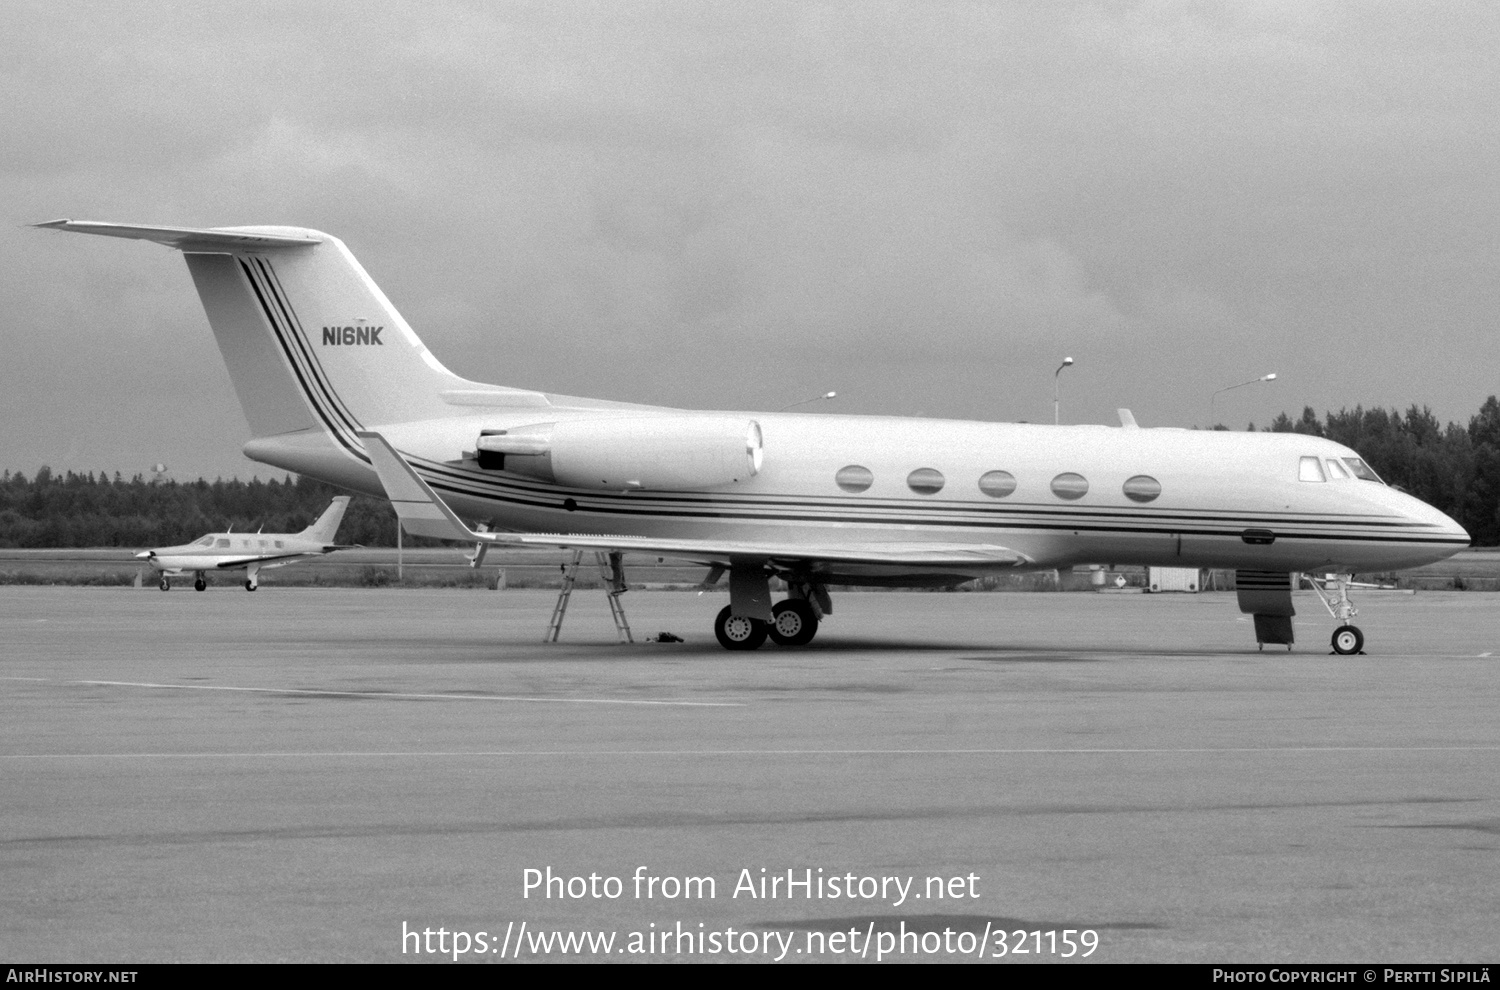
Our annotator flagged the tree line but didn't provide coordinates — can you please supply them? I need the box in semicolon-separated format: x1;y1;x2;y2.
0;471;402;548
1252;397;1500;546
4;396;1500;547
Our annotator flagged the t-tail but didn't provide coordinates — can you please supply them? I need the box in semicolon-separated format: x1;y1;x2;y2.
32;220;539;487
299;496;352;544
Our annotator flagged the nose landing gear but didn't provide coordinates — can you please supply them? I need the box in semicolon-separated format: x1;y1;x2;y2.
1309;574;1365;655
1332;624;1364;655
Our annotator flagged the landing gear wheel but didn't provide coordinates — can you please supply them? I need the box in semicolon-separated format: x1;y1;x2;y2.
1331;624;1364;655
768;599;819;646
244;580;256;592
714;605;767;651
158;577;170;592
194;578;206;592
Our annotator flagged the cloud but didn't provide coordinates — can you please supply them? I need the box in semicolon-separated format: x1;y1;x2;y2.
3;1;1498;475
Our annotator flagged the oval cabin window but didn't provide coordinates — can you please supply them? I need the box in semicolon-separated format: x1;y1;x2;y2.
907;468;945;495
835;465;874;493
1122;475;1161;503
978;470;1017;498
1050;472;1089;500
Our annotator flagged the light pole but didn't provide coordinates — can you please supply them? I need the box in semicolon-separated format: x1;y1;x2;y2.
1053;357;1074;425
778;391;837;412
1210;373;1277;429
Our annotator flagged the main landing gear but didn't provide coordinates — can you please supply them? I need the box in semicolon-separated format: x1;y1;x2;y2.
715;605;768;651
539;554;825;651
1309;574;1365;655
712;571;826;651
159;576;170;592
769;599;818;647
713;602;822;651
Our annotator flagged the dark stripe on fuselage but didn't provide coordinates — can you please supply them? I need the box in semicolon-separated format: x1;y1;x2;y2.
419;477;1460;547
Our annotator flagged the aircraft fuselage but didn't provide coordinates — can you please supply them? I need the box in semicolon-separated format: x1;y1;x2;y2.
247;409;1467;584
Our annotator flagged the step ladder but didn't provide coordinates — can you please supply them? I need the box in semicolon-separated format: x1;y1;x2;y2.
545;550;633;643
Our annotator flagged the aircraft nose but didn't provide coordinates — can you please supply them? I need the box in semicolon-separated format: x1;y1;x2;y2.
1444;515;1471;544
134;550;153;559
1403;494;1469;544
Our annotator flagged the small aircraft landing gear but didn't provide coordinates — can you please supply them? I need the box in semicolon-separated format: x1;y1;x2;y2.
244;580;257;591
158;576;170;592
194;577;206;592
1309;573;1365;655
769;599;819;647
715;605;768;651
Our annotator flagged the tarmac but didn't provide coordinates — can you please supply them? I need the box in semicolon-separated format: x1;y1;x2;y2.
1;585;1497;963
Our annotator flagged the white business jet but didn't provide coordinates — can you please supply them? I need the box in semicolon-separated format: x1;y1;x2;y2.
136;496;352;591
37;220;1469;652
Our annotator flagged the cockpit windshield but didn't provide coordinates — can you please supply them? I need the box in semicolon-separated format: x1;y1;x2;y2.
195;536;214;547
1342;457;1384;483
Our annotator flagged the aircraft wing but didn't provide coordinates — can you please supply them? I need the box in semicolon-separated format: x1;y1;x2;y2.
357;431;1029;569
210;551;331;569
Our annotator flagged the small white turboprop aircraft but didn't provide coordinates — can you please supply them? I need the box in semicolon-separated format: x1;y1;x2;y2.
136;497;353;591
38;220;1469;652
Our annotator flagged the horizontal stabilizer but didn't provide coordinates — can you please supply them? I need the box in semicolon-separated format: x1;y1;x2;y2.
358;432;1031;569
32;219;320;251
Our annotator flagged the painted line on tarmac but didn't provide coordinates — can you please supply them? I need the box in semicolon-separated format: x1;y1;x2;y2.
0;676;741;708
3;746;1498;760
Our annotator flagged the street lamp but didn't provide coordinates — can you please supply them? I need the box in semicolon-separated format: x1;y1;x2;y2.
1210;373;1277;429
779;391;837;412
1053;357;1074;425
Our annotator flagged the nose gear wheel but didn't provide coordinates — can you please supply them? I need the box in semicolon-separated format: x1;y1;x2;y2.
1331;624;1364;655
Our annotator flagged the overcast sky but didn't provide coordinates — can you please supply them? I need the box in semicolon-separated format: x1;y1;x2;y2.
4;1;1497;480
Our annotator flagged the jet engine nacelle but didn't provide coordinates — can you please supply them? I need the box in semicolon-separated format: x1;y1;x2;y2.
476;416;764;491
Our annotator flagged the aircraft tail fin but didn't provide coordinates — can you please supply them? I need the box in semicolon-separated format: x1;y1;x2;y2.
33;221;532;457
300;496;352;543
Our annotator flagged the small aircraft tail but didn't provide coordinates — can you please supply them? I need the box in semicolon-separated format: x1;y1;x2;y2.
33;221;535;458
300;496;352;544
